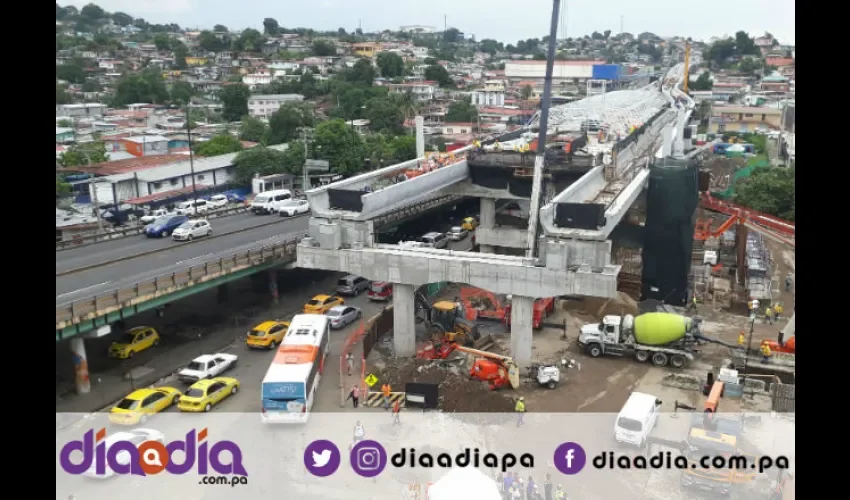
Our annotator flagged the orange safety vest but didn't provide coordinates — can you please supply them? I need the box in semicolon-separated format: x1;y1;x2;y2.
382;384;391;397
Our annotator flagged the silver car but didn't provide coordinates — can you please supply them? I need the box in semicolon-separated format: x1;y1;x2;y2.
172;219;212;241
326;305;361;330
447;226;468;241
336;275;370;296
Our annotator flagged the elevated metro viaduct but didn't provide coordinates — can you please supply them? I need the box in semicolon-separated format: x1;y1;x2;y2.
297;65;696;366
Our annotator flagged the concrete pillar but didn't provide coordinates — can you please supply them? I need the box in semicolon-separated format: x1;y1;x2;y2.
217;283;229;304
392;283;417;357
269;269;279;304
70;337;91;395
509;295;534;367
479;198;496;253
415;116;425;158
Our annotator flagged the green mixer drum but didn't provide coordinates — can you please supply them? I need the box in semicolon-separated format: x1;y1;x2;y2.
633;313;689;345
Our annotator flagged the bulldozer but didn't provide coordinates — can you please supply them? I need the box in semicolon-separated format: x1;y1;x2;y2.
415;292;493;348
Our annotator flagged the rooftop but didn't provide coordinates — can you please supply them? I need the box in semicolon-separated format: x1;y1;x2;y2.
248;94;305;101
124;135;169;144
71;154;189;176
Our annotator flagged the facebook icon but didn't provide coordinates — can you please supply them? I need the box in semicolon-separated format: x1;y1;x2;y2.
553;442;587;475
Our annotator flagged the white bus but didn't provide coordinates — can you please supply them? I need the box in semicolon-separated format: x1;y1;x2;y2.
261;314;330;423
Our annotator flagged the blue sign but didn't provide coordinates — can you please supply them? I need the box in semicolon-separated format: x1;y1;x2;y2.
262;382;305;400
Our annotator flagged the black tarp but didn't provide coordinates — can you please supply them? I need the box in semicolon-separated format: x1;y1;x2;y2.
328;189;364;212
641;158;699;305
469;167;511;190
507;179;533;197
554;203;606;230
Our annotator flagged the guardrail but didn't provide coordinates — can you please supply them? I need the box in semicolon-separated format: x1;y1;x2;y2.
56;234;304;327
56;204;252;251
372;195;463;228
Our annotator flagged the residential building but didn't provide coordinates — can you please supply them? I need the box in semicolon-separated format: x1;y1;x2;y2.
242;70;273;89
247;94;305;119
760;76;790;93
708;106;782;134
471;81;507;107
56;127;74;143
352;42;380;58
120;135;170;157
56;103;107;118
185;56;208;66
345;119;371;135
388;81;441;102
504;60;603;84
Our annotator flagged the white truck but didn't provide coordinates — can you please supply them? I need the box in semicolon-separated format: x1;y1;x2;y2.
177;353;239;383
139;208;174;224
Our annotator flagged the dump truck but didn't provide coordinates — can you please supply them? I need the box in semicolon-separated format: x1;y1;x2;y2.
577;313;740;368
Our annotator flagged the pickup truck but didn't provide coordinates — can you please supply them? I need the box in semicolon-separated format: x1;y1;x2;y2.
177;353;239;383
140;209;174;224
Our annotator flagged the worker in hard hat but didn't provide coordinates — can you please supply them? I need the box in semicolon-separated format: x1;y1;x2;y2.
760;343;772;364
764;306;773;325
554;484;566;499
774;302;784;320
737;331;746;346
515;397;526;427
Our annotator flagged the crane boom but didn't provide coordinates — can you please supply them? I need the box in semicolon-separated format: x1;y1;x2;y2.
454;345;514;363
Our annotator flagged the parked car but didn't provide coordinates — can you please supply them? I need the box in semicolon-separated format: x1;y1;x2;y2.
108;386;181;425
144;215;189;238
172;219;212;241
108;326;160;358
140;208;174;224
227;193;246;204
326;305;362;330
207;194;229;208
420;232;448;249
175;199;210;215
276;199;310;217
447;226;468;241
368;281;393;301
251;189;291;214
177;377;240;413
336;275;370;296
177;353;239;383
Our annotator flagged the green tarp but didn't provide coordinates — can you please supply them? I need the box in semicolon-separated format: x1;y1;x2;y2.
711;156;769;199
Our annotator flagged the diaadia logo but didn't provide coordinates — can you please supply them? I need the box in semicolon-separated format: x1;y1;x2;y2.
58;428;248;477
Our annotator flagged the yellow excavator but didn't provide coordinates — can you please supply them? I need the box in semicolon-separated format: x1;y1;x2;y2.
415;292;493;348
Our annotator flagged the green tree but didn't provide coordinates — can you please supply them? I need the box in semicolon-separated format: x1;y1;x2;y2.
233;28;265;52
424;64;452;86
153;34;172;51
56;175;72;199
312;119;365;174
376;52;405;78
389;135;417;162
734;31;757;56
266;102;315;145
263;18;279;35
56;84;72;104
478;39;503;55
112;69;170;106
239;116;268;142
690;71;713;91
331;82;389;120
706;38;737;67
738;58;761;76
520;84;533;100
194;134;243;156
59;142;109;167
112;11;133;26
312;40;336;56
169;81;195;105
363;134;394;168
733;166;795;222
81;80;102;92
344;59;377;86
198;30;225;52
56;61;85;84
80;3;105;20
363;96;405;135
218;83;251;122
57;119;73;127
173;43;188;69
446;98;478;122
232;146;287;184
214;24;228;32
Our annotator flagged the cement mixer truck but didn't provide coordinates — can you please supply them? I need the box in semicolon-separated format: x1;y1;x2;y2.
577;313;739;368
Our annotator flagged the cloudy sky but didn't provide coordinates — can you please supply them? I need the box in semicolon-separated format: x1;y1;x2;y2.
63;0;795;45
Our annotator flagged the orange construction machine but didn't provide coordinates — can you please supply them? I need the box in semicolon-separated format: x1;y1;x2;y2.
761;313;796;355
416;343;519;391
460;287;555;329
505;297;556;329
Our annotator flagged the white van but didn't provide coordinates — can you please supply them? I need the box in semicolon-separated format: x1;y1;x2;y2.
614;392;662;447
251;189;292;215
175;199;209;215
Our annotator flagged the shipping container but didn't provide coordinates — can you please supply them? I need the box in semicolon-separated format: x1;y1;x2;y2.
592;64;622;81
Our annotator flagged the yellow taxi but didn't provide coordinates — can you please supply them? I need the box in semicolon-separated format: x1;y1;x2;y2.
246;321;290;350
108;386;181;425
304;294;344;314
462;217;478;231
108;326;160;359
178;377;240;412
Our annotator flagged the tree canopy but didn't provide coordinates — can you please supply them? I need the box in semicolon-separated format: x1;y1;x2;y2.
733;166;795;222
376;52;405;79
266;102;315;145
169;81;195;105
219;84;251;122
312;40;336;56
193;134;243;157
424;64;452;86
239;116;268;143
690;71;713;91
343;59;377;86
231;144;305;184
363;95;405;135
446;98;478;122
59;142;109;167
312;119;365;175
112;69;169;107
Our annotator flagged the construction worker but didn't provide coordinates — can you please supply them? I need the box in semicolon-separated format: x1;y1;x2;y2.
785;272;793;292
515;397;526;427
751;298;760;318
737;331;746;346
685;295;698;313
381;383;392;410
764;306;773;325
774;302;784;320
544;473;553;500
554;485;566;500
392;399;401;426
747;299;754;316
760;343;772;364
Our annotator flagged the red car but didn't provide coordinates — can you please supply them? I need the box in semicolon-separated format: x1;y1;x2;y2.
368;282;393;301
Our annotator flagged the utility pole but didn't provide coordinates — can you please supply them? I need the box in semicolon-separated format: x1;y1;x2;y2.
82;150;105;232
185;107;198;204
302;128;311;192
525;0;562;259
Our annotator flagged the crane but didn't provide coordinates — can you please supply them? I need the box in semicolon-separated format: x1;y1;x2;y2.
683;41;691;94
697;194;795;249
416;342;520;390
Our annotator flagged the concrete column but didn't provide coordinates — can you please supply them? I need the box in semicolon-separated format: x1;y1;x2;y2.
269;269;279;304
217;283;229;304
509;295;534;367
71;337;91;395
415;116;425;158
479;198;496;253
392;283;417;357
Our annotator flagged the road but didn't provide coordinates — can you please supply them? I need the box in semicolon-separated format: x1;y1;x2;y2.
55;216;310;305
56;212;302;274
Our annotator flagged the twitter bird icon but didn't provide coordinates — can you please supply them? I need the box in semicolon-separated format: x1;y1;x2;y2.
304;440;341;477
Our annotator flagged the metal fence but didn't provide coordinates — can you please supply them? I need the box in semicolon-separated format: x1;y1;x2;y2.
56;235;303;326
361;306;394;360
338;305;395;407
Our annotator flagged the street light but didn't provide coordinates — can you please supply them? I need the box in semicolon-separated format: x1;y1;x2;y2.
185;107;198;205
81;150;105;233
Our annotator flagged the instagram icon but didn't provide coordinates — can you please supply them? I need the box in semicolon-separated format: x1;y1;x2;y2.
350;440;387;477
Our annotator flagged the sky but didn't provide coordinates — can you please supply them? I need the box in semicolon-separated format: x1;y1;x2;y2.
63;0;795;45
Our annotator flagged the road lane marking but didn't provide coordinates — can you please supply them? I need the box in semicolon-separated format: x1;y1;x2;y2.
57;281;111;299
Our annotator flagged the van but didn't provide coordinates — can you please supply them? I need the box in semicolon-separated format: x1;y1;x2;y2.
175;199;209;215
420;232;448;249
614;392;662;447
251;189;292;214
336;275;370;296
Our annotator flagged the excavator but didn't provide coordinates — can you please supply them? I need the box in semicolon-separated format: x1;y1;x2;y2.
414;292;493;348
417;342;520;391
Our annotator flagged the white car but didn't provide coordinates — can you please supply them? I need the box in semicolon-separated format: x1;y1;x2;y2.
447;226;468;241
277;199;310;217
175;199;210;215
82;429;165;479
172;219;212;241
140;209;173;224
177;353;239;383
207;194;229;208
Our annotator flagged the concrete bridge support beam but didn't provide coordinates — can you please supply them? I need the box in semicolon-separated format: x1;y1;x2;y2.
509;295;534;367
479;197;496;254
269;269;279;304
71;336;91;395
392;283;417;357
